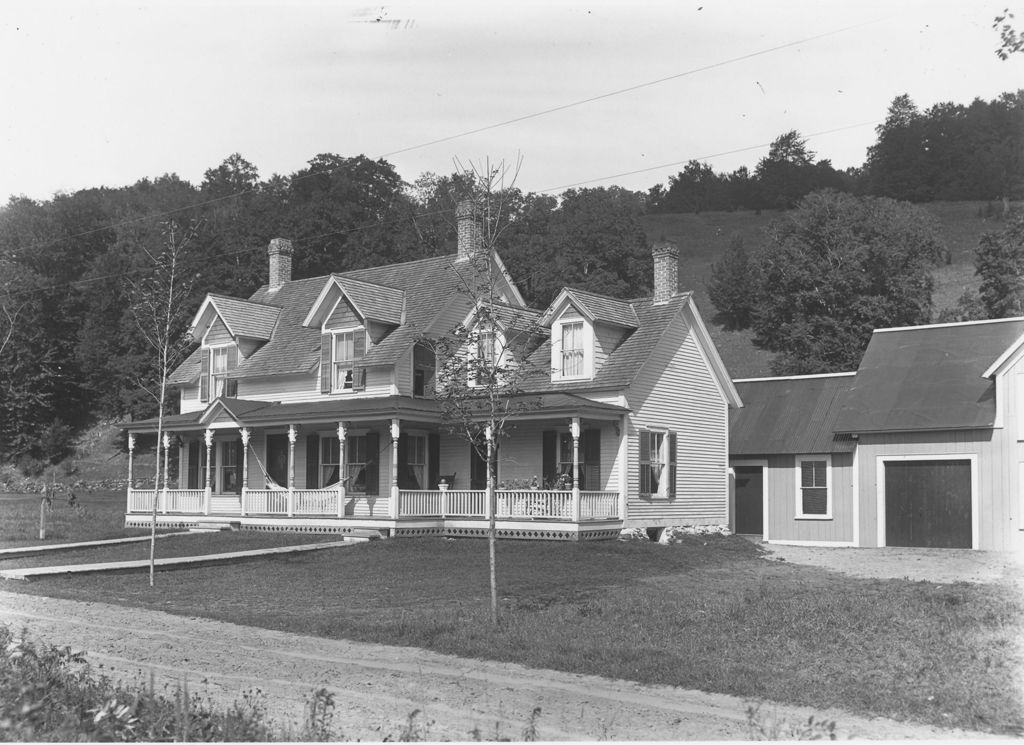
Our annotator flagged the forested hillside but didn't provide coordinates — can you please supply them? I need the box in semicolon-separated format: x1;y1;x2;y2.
1;90;1021;472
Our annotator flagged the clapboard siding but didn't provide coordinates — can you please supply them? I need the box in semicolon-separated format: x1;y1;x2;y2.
762;453;855;543
625;310;729;526
395;346;413;396
593;322;624;373
204;317;233;346
325;298;360;329
239;367;392;403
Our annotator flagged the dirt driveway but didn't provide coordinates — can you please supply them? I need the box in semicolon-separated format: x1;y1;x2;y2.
754;540;1024;586
0;585;1004;741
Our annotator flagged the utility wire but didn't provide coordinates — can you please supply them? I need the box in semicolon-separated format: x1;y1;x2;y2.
2;15;887;259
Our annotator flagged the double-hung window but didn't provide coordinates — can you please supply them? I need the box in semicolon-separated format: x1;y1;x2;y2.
332;330;365;392
796;456;831;518
639;430;677;498
405;434;427;490
320;438;340;488
473;330;497;386
346;436;369;493
561;321;584;377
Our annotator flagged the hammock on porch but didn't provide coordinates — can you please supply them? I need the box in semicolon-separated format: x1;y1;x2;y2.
246;441;286;491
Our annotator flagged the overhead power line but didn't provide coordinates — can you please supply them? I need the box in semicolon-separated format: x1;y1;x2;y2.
1;14;888;259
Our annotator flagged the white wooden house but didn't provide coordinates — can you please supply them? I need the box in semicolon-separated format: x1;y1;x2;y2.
125;205;741;540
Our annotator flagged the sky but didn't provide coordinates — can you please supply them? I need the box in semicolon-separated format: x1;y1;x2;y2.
1;0;1021;204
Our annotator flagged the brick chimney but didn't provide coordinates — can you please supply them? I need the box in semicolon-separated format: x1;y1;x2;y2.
456;199;483;261
267;238;293;289
652;240;679;305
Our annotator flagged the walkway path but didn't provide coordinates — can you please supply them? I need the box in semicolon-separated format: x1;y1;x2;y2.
0;540;355;581
0;590;998;741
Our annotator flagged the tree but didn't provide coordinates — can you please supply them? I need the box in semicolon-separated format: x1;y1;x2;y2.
428;160;543;626
499;186;650;307
750;191;945;374
125;220;199;587
976;214;1024;317
707;234;757;330
755;131;843;210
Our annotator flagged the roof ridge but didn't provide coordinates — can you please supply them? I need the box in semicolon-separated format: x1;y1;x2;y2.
875;316;1024;333
734;372;857;383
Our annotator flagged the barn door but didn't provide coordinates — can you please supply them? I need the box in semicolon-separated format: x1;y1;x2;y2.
884;460;972;548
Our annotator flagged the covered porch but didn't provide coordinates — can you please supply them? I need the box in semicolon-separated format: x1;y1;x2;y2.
125;394;628;540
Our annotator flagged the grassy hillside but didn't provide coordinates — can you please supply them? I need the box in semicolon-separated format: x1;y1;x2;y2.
642;200;1018;379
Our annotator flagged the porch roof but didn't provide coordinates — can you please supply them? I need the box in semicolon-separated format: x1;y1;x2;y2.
125;392;628;434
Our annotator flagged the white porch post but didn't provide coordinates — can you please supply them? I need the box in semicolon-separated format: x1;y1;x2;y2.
203;429;213;515
484;424;494;522
126;433;135;510
162;433;171;514
390;419;400;519
618;415;628;520
240;427;250;516
570;417;582;522
287;424;297;517
337;422;347;518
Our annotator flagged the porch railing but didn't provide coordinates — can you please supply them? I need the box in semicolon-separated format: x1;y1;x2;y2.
127;488;157;513
580;491;619;519
164;489;205;514
244;489;289;515
292;489;340;516
126;488;204;514
498;490;572;518
397;489;620;520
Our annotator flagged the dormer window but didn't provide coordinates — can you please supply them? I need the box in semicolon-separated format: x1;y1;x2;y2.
561;322;584;377
475;330;497;386
211;347;230;397
551;314;592;381
200;345;237;402
332;329;366;392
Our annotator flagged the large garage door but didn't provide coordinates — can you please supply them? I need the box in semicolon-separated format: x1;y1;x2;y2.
884;460;972;548
734;466;764;535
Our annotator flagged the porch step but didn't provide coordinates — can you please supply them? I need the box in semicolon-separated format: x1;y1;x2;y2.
188;521;240;533
343;529;384;543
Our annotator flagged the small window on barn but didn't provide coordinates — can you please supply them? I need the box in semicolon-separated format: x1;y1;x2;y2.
796;455;831;519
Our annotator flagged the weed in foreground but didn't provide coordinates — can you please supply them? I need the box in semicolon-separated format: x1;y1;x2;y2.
746;702;837;740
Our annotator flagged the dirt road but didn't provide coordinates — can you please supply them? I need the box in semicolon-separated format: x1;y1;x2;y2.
0;589;997;741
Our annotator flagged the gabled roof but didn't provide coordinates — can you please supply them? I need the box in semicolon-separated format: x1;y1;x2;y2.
730;373;857;455
225;253;478;379
301;275;406;328
834;317;1024;433
540;288;639;329
523;293;741;407
191;294;281;341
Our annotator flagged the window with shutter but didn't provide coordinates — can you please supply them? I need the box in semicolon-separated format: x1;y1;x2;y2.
639;430;665;497
796;456;831;518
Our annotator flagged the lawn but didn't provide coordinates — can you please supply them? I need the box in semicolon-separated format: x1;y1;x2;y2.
5;535;1021;736
0;491;153;547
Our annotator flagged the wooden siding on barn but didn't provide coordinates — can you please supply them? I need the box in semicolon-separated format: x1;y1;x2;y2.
624;312;729;527
760;453;855;544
